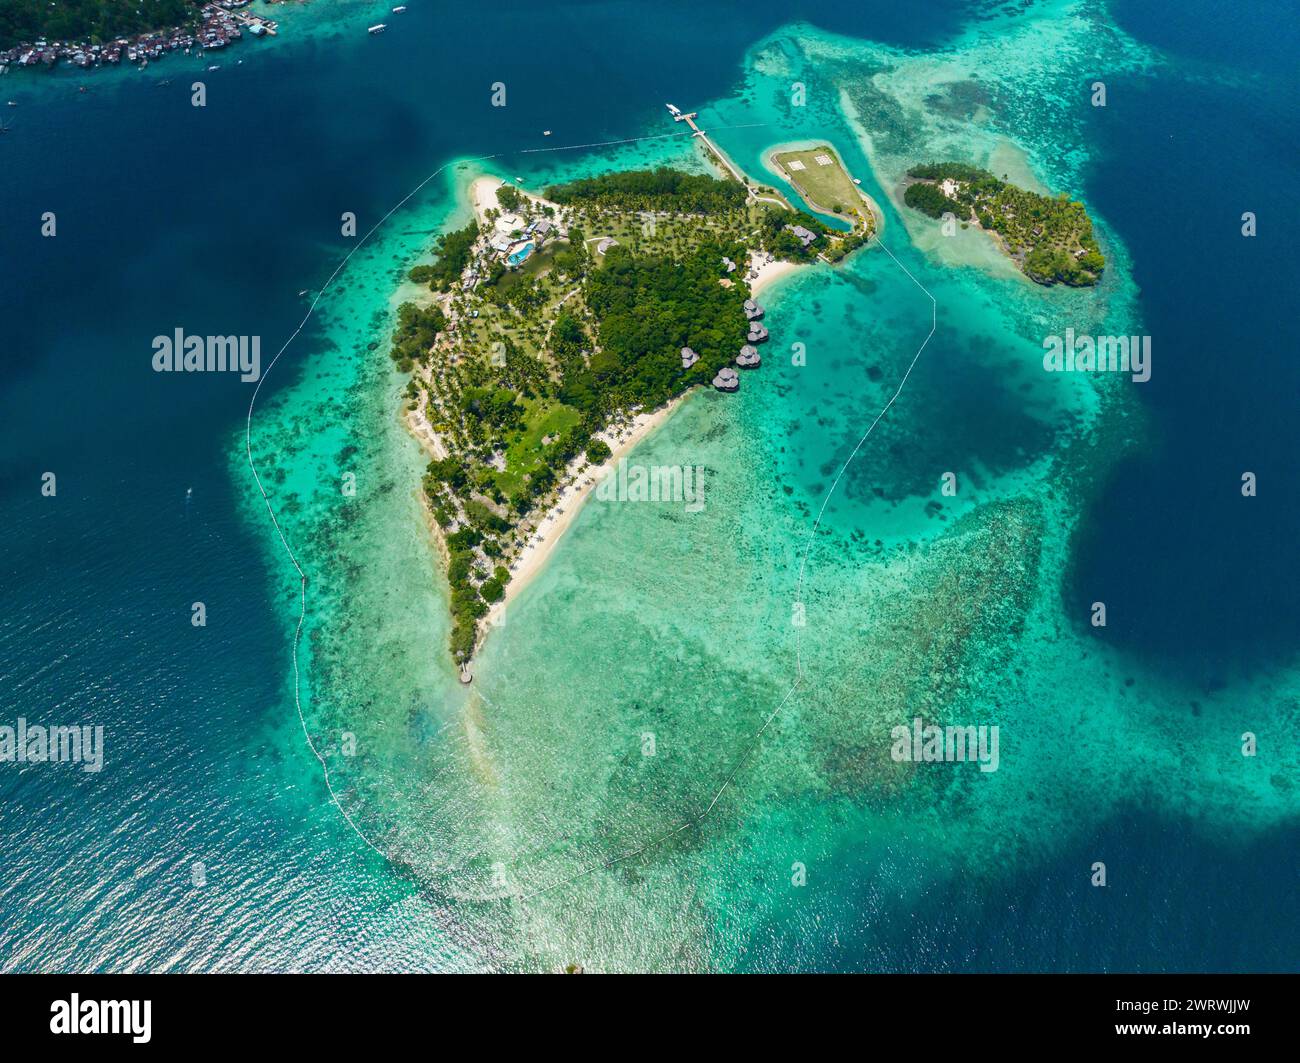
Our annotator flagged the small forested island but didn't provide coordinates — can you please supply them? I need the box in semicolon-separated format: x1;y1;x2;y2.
902;162;1105;286
392;163;873;665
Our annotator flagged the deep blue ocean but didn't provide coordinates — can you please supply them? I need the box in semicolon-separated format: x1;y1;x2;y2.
0;0;1295;970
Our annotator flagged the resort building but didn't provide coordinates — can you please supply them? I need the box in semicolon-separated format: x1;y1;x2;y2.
786;224;818;248
736;345;760;368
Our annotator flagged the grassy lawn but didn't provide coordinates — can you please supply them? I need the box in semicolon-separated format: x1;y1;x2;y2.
772;145;871;231
495;400;584;495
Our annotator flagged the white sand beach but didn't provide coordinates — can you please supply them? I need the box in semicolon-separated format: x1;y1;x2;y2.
470;174;561;224
486;396;686;627
749;252;803;296
469;175;502;221
405;396;447;461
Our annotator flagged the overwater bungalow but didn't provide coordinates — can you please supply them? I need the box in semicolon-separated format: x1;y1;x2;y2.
712;367;740;392
747;322;769;343
736;345;761;368
743;298;765;320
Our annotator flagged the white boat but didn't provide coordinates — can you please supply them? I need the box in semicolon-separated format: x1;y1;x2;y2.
543;129;552;136
368;23;386;34
391;5;407;11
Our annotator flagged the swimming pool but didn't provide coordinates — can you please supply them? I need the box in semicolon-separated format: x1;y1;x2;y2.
507;240;535;266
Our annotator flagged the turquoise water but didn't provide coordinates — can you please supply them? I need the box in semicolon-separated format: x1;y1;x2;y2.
2;0;1296;972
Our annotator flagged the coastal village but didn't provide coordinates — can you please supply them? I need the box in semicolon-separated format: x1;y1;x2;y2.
0;2;279;71
390;123;880;672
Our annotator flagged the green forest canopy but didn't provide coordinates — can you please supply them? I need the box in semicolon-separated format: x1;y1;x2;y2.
545;168;748;215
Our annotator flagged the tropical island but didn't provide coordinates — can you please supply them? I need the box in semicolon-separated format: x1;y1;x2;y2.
392;157;874;668
902;162;1105;286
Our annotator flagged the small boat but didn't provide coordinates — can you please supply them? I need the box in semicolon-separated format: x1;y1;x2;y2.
368;23;386;34
392;5;407;10
514;176;523;182
543;130;552;136
207;64;220;71
7;101;16;107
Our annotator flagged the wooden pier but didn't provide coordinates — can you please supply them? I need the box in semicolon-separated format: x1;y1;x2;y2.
666;103;753;199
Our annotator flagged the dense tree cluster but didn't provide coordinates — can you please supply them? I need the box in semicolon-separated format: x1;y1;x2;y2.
494;185;524;212
754;205;832;262
907;162;993;184
902;182;964;218
388;302;447;373
904;162;1105;286
545;168;748;215
0;0;195;48
408;221;479;294
574;241;749;412
459;386;523;432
